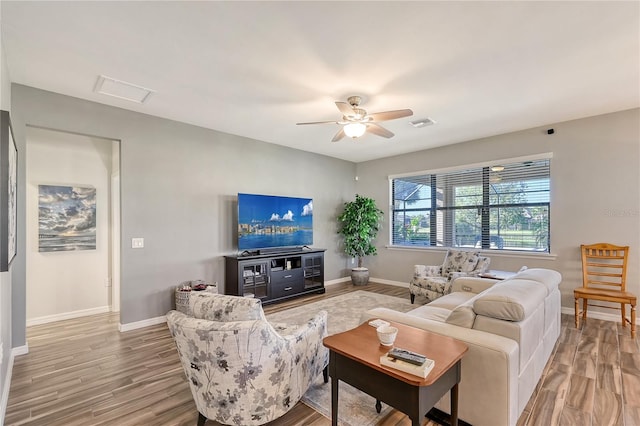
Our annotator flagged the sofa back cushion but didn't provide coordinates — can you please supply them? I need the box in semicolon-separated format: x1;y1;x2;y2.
506;268;561;295
445;291;486;328
473;280;547;321
190;292;264;321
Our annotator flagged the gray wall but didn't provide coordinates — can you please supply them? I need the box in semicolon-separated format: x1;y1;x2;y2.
11;84;356;340
0;15;14;418
356;108;640;310
8;83;639;345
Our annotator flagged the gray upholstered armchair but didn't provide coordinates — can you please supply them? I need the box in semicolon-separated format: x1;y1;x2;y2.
166;292;329;426
409;249;490;303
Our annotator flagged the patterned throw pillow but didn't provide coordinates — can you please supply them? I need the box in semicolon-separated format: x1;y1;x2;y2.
442;249;480;279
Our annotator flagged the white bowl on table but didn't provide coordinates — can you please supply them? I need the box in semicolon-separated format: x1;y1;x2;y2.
376;325;398;346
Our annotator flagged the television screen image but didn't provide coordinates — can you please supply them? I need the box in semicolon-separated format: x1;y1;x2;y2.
238;193;313;250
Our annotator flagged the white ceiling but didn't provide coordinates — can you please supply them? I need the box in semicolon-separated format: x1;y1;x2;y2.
1;1;638;162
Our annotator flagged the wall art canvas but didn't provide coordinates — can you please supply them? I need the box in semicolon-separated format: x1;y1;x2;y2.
38;185;96;252
0;110;17;271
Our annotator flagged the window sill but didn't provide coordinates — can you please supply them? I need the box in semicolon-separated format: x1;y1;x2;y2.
384;245;558;261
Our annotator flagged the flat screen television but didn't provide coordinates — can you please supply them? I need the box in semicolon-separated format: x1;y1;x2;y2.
237;193;313;251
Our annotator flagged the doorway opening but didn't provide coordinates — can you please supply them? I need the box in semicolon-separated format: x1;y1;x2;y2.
25;127;120;325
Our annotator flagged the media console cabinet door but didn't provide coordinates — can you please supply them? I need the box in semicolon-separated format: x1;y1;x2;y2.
303;253;324;289
240;261;269;299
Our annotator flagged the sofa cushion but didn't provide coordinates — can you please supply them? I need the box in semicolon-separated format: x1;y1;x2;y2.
473;280;547;321
407;305;451;322
428;291;476;311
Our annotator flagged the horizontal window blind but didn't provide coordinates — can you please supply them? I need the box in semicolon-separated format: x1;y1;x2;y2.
391;159;550;252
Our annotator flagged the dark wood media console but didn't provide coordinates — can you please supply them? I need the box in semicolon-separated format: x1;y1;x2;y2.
224;248;325;304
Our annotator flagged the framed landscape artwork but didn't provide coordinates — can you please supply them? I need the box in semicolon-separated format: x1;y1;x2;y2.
0;110;17;271
38;185;96;252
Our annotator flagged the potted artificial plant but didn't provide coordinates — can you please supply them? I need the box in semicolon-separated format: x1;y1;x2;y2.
337;194;384;285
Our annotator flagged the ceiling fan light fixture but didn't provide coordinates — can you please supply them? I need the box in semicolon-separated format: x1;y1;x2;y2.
297;96;413;142
344;122;367;138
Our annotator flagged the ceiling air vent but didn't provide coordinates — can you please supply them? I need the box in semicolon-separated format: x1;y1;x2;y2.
94;75;154;104
409;117;436;128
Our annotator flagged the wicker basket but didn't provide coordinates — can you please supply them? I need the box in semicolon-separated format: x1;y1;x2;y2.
175;289;192;315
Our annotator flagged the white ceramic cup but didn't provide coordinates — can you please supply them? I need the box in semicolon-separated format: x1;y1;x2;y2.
376;325;398;346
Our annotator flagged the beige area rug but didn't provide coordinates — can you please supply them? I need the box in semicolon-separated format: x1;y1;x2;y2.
266;290;415;426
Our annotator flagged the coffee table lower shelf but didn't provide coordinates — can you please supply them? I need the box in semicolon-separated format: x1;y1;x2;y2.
329;351;462;426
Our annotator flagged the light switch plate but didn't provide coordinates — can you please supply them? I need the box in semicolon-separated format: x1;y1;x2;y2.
132;237;144;248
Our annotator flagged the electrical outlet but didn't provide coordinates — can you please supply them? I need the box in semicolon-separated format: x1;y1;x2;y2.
131;238;144;248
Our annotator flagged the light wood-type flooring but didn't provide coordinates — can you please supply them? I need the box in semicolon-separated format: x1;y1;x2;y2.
5;282;640;425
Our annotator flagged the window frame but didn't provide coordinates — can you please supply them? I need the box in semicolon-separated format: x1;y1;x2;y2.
388;153;552;254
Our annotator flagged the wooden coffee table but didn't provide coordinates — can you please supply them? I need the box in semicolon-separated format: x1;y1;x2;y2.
323;321;468;426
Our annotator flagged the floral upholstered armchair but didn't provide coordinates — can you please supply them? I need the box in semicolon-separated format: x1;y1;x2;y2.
166;292;329;426
409;249;490;304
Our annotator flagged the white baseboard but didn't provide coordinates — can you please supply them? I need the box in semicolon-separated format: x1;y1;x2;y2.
369;277;409;288
12;345;28;357
119;315;166;332
324;277;351;286
560;306;640;325
1;344;28;425
324;277;409;288
27;306;111;327
0;352;13;426
325;277;408;288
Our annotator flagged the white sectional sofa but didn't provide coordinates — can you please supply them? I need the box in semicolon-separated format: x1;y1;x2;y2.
361;268;562;426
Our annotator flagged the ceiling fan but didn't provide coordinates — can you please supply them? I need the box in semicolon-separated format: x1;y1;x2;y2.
296;95;413;142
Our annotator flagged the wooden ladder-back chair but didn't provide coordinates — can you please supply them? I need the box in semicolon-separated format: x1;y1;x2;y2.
574;243;636;337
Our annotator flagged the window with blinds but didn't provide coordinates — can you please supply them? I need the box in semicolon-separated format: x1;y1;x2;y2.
391;158;551;252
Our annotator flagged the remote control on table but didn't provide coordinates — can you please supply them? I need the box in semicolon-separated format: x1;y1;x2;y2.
387;348;427;365
368;319;390;328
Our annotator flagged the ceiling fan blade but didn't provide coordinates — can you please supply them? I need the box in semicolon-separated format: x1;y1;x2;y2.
296;120;340;125
331;127;346;142
368;109;413;122
367;123;394;138
335;101;355;116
